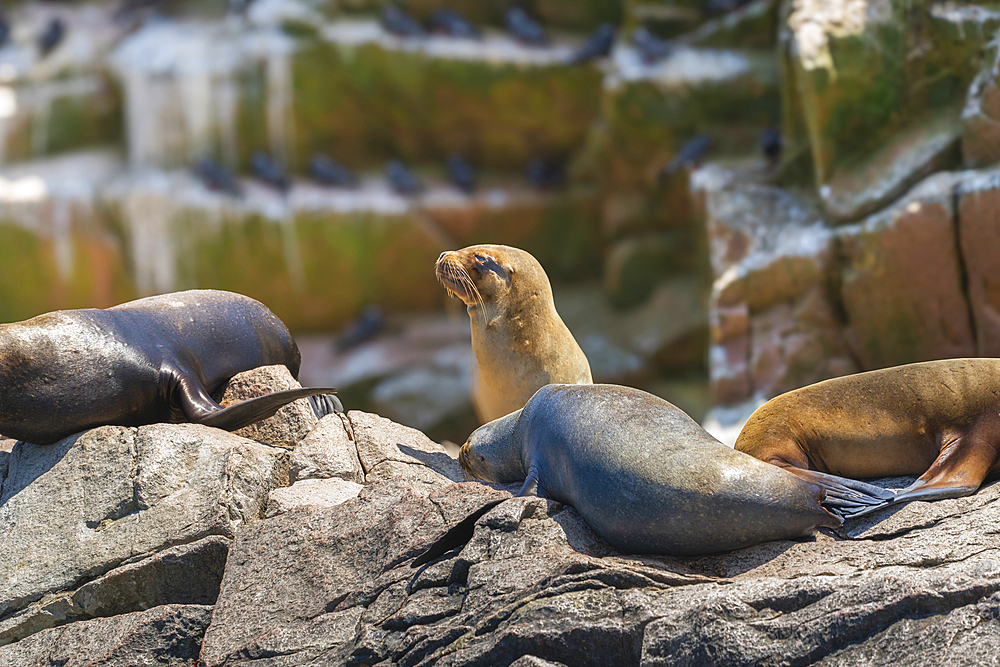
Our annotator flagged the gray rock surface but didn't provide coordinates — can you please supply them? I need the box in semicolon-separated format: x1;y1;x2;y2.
0;604;212;667
0;424;286;620
0;535;229;646
214;364;320;449
201;476;1000;666
266;477;364;517
290;412;364;483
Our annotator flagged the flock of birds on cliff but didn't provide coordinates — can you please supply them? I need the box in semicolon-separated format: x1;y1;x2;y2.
0;0;778;197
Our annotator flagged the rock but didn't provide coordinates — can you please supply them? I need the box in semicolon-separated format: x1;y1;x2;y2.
0;535;229;647
348;410;465;487
0;424;286;620
198;474;1000;666
0;604;212;667
705;181;856;404
783;0;986;194
266;478;364;517
956;163;1000;356
963;38;1000;168
837;171;975;369
602;232;699;309
819;110;962;222
213;364;318;449
290;413;364;483
199;481;510;666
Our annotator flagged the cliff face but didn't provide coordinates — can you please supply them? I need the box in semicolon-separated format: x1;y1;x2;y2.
0;367;998;665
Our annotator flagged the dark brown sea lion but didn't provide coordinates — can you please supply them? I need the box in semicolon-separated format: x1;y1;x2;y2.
0;290;336;445
735;358;1000;516
434;244;592;423
454;383;889;556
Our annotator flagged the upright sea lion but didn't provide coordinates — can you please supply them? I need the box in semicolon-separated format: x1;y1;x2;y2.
0;290;336;445
435;244;592;423
735;358;1000;516
456;383;890;556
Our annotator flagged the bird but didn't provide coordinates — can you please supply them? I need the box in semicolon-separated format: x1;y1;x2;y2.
387;159;423;194
309;154;359;188
505;7;548;46
381;5;425;38
632;26;672;64
335;305;386;353
525;158;565;189
660;135;713;179
569;23;616;64
429;9;479;39
38;18;65;58
447;154;476;194
761;128;782;165
251;152;290;192
193;158;243;197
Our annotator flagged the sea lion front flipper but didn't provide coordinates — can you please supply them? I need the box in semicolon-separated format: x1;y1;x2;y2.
196;387;339;432
517;467;547;498
786;467;896;520
308;394;344;418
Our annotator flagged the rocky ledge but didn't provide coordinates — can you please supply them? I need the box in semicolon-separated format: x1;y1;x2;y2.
0;368;998;666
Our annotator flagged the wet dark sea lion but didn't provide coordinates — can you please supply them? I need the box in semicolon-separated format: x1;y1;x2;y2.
435;244;592;424
735;358;1000;516
457;383;889;556
0;290;336;445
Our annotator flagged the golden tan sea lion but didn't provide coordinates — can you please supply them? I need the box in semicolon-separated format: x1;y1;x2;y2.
435;244;592;423
735;358;1000;516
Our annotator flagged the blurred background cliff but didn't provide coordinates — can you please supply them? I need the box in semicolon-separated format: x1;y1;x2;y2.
1;0;998;443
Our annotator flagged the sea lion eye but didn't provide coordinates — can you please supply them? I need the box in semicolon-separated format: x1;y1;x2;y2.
473;253;486;263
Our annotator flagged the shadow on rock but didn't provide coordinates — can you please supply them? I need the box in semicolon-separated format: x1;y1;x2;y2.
397;443;467;482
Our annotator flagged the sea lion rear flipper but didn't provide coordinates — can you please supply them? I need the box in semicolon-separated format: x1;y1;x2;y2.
196;387;339;431
308;394;344;419
787;468;897;520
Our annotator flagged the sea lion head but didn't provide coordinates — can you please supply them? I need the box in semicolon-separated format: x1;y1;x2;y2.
434;244;550;321
458;408;525;483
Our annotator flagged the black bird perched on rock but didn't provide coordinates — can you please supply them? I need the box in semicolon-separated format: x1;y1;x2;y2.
429;9;479;39
387;159;422;194
447;154;476;194
660;134;713;179
309;154;358;188
382;5;425;38
193;158;243;197
335;304;386;353
633;26;671;64
505;7;548;46
761;127;782;165
38;18;65;58
569;23;616;64
251;152;290;192
526;158;565;189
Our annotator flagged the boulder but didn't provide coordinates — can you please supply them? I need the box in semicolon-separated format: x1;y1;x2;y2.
837;171;975;369
199;473;1000;666
347;410;465;487
0;536;229;646
705;180;856;404
0;424;286;620
213;364;319;449
956;163;1000;356
266;478;365;517
290;413;365;483
0;604;212;667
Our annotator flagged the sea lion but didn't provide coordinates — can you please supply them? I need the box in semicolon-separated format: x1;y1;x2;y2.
457;383;890;556
735;358;1000;517
0;290;336;445
435;244;592;423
